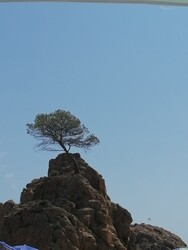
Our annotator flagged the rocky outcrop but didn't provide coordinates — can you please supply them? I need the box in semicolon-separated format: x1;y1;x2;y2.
0;153;132;250
0;153;186;250
131;223;186;250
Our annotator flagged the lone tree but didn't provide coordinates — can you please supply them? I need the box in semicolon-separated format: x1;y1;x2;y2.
26;109;100;154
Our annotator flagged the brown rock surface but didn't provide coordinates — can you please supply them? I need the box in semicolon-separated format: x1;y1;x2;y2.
131;223;186;250
0;153;186;250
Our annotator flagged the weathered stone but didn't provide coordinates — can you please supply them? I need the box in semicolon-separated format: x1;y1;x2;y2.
131;223;186;250
0;153;186;250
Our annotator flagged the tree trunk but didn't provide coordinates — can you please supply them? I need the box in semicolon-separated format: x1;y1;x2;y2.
59;142;80;174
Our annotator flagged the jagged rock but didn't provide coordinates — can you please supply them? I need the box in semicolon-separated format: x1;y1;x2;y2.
0;153;186;250
0;200;17;234
131;223;186;250
0;153;132;250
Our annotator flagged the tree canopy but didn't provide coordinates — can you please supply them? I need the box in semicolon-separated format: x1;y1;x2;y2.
26;109;100;153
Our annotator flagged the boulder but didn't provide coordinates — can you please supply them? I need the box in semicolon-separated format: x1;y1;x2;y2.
131;223;186;250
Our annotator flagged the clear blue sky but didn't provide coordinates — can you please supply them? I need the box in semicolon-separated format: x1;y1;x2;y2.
0;2;188;245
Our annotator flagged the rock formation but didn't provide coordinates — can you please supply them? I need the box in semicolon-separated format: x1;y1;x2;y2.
0;153;186;250
131;223;186;250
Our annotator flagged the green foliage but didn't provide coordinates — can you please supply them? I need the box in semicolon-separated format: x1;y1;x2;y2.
26;109;100;153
